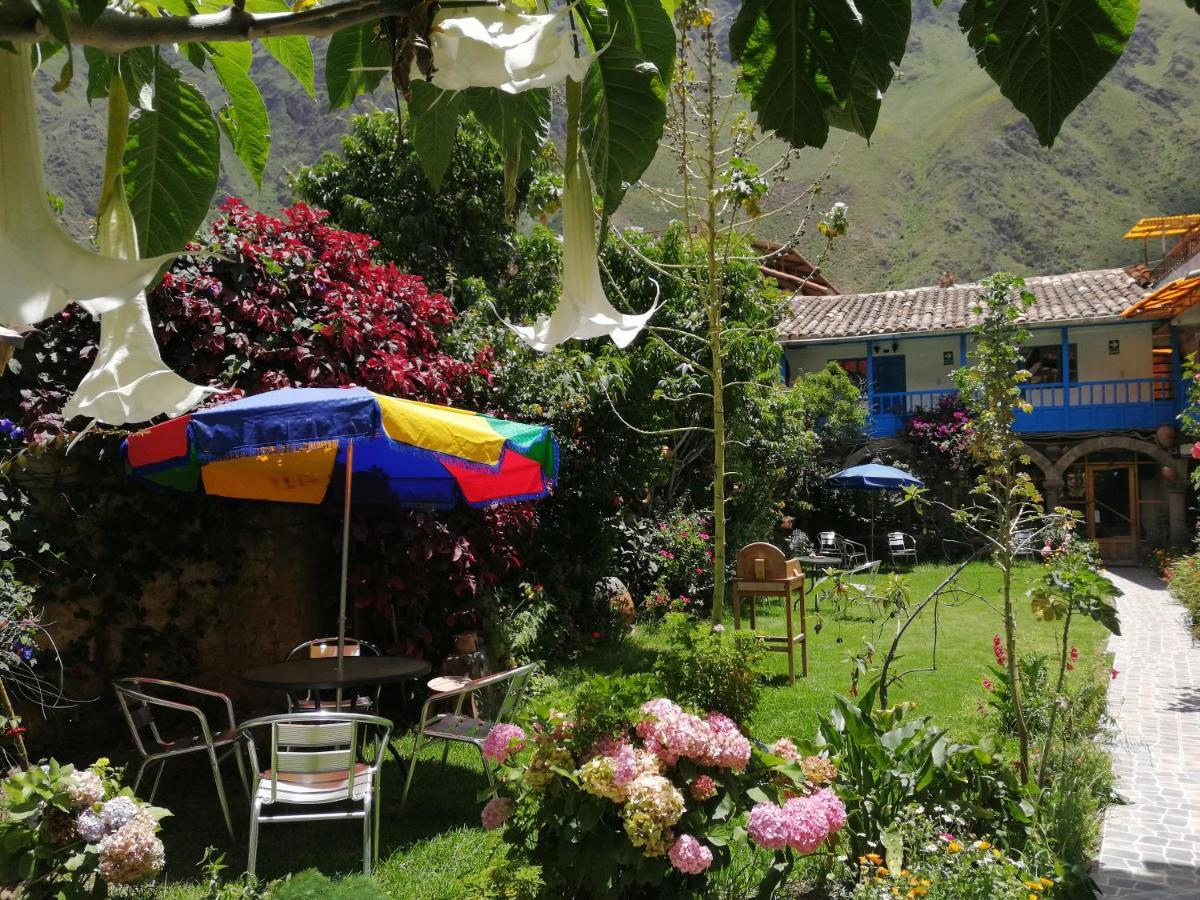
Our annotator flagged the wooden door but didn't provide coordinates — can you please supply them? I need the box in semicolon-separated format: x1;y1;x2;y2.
1086;464;1138;565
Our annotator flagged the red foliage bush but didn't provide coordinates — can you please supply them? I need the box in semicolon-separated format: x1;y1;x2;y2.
3;199;532;659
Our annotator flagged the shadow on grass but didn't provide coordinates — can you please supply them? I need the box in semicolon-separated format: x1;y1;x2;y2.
151;739;492;884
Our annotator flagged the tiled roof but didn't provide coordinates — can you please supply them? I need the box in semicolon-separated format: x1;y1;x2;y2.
778;268;1152;342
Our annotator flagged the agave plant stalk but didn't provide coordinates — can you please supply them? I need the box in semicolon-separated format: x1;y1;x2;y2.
0;46;177;328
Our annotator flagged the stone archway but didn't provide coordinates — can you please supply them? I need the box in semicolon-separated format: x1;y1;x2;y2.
1048;435;1187;546
1020;444;1054;480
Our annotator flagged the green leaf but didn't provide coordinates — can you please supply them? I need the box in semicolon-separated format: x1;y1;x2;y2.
262;34;315;98
732;0;866;149
881;826;904;875
209;48;271;186
825;0;911;140
123;58;221;256
463;87;550;215
958;0;1140;146
119;46;157;110
576;0;676;218
83;46;112;102
407;81;464;192
325;21;388;110
30;1;70;45
209;40;251;72
77;0;108;26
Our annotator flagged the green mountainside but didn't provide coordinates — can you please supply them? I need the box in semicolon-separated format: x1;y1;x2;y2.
35;0;1200;293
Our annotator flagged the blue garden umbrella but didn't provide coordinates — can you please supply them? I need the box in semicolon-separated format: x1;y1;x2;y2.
826;464;924;558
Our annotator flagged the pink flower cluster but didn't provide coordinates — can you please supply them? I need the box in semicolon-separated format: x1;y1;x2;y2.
483;724;527;764
690;774;717;801
481;796;512;830
746;788;846;853
771;738;800;761
668;833;713;874
636;700;751;770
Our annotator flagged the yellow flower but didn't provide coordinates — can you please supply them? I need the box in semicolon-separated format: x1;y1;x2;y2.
947;840;963;853
866;853;884;864
975;840;992;850
877;867;890;876
1039;878;1054;888
1025;881;1043;891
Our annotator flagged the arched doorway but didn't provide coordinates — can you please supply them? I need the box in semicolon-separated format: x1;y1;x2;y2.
1049;437;1186;565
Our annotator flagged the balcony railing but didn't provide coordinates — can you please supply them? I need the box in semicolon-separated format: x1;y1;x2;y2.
867;378;1181;438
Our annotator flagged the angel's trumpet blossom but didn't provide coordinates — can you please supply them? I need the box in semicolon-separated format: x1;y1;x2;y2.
62;83;214;426
421;4;595;93
0;47;176;327
506;79;659;351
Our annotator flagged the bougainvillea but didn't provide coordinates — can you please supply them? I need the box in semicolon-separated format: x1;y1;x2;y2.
901;394;974;470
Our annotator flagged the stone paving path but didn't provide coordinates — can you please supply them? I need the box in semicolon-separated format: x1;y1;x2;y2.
1092;568;1200;898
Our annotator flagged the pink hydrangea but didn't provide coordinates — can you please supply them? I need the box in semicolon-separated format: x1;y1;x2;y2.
482;724;526;764
638;700;750;770
668;833;714;874
746;802;791;850
771;738;800;761
809;787;847;834
690;774;717;801
480;796;512;830
782;796;828;853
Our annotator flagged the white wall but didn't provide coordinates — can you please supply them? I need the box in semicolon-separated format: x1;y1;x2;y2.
786;323;1158;392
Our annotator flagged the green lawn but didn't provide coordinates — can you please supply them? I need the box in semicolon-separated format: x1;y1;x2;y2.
147;562;1113;897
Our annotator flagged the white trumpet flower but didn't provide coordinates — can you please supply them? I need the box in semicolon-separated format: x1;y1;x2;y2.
0;47;176;327
506;79;659;351
421;4;595;93
62;94;214;426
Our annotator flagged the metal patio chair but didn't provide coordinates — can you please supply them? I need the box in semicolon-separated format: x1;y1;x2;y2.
1014;530;1038;560
237;712;393;877
887;531;918;568
286;637;382;712
400;662;537;807
113;677;248;838
819;531;868;568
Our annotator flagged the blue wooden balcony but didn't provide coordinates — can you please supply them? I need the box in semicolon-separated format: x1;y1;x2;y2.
867;378;1183;438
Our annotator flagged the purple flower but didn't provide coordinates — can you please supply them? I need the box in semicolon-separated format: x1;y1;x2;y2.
482;724;526;764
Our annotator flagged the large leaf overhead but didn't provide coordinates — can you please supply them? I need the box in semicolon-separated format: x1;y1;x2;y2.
122;57;221;258
575;0;676;218
959;0;1140;146
731;0;868;149
464;87;552;215
825;0;912;140
209;47;272;187
325;20;388;110
408;81;465;192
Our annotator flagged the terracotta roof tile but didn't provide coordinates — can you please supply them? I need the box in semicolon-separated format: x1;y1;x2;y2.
778;269;1148;342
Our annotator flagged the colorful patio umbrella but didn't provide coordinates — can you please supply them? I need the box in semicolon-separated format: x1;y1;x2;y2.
123;387;558;670
826;463;924;560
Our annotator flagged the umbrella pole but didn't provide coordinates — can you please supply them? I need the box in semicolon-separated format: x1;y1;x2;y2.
337;443;354;677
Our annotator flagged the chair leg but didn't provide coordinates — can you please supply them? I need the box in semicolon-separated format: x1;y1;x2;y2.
478;746;494;789
373;770;383;865
131;759;148;795
208;746;235;840
440;740;451;766
362;793;373;876
234;744;250;798
149;759;167;803
400;736;422;809
247;798;262;877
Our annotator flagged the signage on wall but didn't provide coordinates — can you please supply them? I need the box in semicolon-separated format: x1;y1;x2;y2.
1108;339;1120;355
943;351;954;365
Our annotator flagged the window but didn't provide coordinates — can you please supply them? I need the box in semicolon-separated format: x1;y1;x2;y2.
1021;344;1077;384
834;358;868;388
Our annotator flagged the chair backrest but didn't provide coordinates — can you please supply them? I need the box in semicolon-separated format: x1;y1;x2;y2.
422;662;537;726
1014;530;1034;550
887;532;913;551
114;677;202;756
288;637;381;661
238;713;392;804
818;532;842;553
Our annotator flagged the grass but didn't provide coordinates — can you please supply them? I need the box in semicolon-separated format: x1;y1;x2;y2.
140;561;1112;897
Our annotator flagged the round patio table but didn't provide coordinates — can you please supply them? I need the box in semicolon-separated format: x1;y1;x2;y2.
242;655;432;714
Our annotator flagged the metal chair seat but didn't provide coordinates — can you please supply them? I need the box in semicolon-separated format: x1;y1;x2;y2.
155;727;240;753
422;713;493;746
256;763;374;804
293;696;374;712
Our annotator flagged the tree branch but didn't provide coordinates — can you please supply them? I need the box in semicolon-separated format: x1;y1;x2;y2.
0;1;436;52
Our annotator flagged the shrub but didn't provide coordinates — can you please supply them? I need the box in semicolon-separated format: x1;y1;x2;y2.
483;700;846;898
815;687;1027;862
1166;552;1200;638
654;614;766;725
268;869;387;899
457;857;544;900
0;758;169;896
568;673;661;754
614;508;717;616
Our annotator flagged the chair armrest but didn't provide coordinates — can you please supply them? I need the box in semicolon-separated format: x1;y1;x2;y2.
118;687;216;744
130;679;238;732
